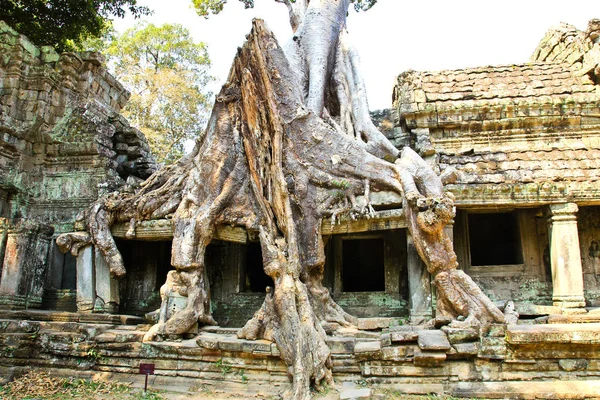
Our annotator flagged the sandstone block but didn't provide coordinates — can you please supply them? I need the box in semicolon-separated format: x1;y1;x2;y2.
451;342;479;357
380;333;391;347
442;327;478;343
413;348;446;367
358;318;393;330
381;345;414;361
354;340;381;353
559;358;589;371
417;330;451;351
327;337;355;354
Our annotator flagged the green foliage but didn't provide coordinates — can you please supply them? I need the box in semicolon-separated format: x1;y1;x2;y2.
0;0;150;52
192;0;377;17
215;358;232;375
106;22;213;164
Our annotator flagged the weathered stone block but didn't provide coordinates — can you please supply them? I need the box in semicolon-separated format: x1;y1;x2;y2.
354;340;382;360
442;327;478;343
413;348;446;367
559;358;589;371
451;342;479;357
487;324;507;338
417;330;451;351
327;337;355;354
355;340;381;353
390;326;419;343
358;318;393;330
380;333;391;347
479;336;507;359
381;345;414;361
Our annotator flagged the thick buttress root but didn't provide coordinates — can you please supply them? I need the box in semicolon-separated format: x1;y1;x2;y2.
57;19;503;399
396;149;505;329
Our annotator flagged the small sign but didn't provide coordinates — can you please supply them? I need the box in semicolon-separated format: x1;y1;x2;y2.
139;363;155;375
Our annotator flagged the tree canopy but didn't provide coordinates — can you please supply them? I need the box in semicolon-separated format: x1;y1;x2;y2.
0;0;150;52
192;0;377;17
106;22;213;164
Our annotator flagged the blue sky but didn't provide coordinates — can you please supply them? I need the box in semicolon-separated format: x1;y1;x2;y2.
113;0;593;110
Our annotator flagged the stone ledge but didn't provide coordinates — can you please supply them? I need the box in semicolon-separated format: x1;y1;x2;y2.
506;323;600;344
452;380;600;399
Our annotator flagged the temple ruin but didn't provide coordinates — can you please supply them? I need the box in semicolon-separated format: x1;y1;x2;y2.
0;16;600;399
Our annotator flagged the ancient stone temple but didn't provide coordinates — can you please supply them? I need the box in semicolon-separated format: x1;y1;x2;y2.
1;16;600;400
393;19;600;316
0;20;157;312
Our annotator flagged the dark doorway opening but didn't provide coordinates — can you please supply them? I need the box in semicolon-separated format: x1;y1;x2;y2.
468;212;523;266
116;240;173;315
342;238;385;292
243;242;273;292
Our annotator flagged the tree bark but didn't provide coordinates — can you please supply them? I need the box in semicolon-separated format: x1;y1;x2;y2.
56;1;504;397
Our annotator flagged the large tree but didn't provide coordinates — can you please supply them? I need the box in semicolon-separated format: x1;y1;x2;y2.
0;0;150;52
106;23;213;164
59;1;504;399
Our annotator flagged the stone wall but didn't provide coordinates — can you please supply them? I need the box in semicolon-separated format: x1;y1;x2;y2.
0;313;599;398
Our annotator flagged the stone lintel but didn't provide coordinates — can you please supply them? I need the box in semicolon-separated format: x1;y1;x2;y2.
110;208;407;243
506;323;600;344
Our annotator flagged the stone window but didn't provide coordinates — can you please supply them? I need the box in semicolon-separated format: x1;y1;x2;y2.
341;237;385;292
468;212;523;266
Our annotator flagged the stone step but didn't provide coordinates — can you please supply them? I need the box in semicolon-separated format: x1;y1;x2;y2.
452;380;600;399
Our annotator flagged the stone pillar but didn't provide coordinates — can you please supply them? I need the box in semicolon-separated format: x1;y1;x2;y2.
76;245;95;312
0;219;53;309
407;231;433;324
94;248;119;313
546;203;586;312
27;225;53;308
0;218;9;279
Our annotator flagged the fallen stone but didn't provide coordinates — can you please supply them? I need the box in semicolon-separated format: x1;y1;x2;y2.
417;330;451;351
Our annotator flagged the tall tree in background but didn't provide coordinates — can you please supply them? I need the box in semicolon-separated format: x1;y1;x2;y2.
107;23;213;164
0;0;149;52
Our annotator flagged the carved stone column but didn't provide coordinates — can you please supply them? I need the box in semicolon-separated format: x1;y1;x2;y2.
94;248;119;313
76;245;95;312
0;219;53;309
407;231;432;324
546;203;586;311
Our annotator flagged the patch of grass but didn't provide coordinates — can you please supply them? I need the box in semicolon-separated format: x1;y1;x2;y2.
0;370;165;399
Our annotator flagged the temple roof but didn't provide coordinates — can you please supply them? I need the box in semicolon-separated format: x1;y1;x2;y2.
395;62;597;113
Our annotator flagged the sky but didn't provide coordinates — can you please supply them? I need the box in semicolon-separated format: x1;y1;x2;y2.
112;0;594;110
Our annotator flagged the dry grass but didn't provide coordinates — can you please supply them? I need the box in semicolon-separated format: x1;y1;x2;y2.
0;370;164;399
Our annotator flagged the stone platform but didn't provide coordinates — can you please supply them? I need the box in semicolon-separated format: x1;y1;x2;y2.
0;315;599;398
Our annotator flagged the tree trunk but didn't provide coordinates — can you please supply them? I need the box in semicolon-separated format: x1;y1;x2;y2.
57;2;504;397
